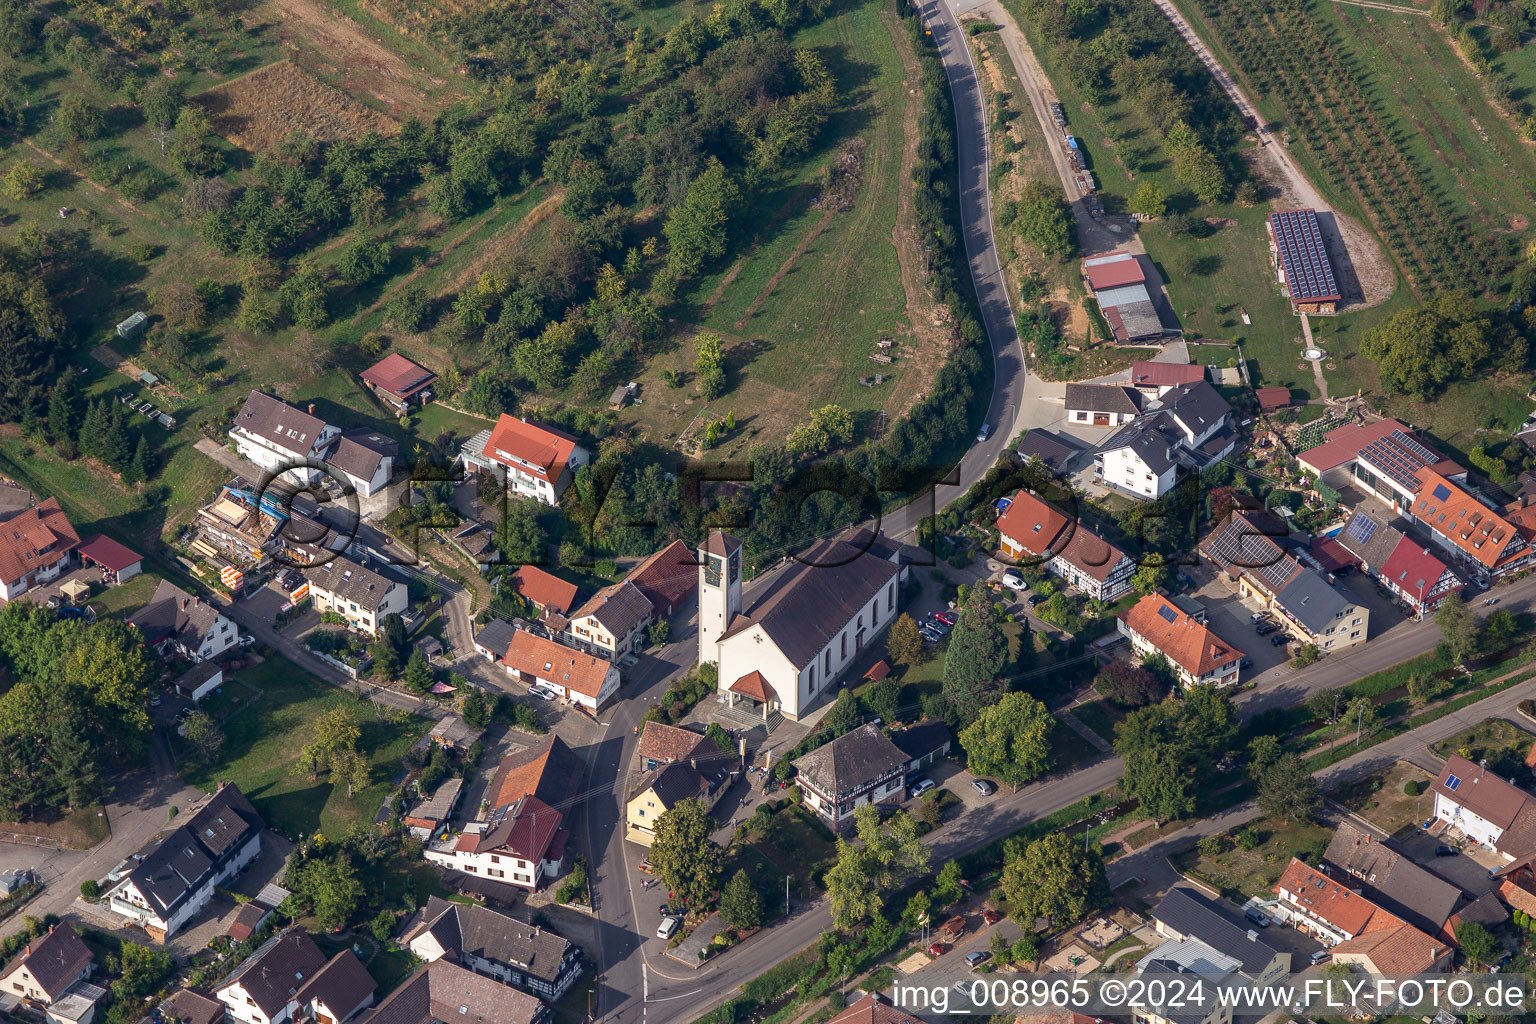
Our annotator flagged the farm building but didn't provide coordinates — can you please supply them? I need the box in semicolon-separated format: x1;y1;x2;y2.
1267;209;1341;314
359;353;437;412
1082;252;1164;344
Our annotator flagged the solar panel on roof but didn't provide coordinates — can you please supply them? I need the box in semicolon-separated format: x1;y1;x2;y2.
1271;210;1339;302
1447;774;1461;791
1158;604;1178;623
1390;430;1440;465
1432;483;1452;502
1344;515;1378;545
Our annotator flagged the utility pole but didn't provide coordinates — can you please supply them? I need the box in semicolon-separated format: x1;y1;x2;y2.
785;875;790;917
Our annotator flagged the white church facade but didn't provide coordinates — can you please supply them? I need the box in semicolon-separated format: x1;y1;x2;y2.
697;529;906;721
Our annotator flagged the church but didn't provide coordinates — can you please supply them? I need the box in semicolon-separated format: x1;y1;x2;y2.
698;528;908;721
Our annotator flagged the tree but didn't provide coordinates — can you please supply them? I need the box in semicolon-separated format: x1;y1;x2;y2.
293;851;364;931
295;707;361;779
941;584;1008;720
865;677;901;724
999;833;1106;929
935;859;965;906
181;711;225;764
651;797;721;908
1406;672;1451;710
1247;734;1283;783
827;805;929;928
825;837;882;929
2;161;42;200
403;651;434;693
140;78;185;132
1255;752;1320;823
371;636;402;680
1120;737;1198;821
337;237;391;284
386;285;431;333
109;940;174;1004
461;687;490;729
1436;593;1481;665
1361;295;1514;400
1484;607;1518;652
127;435;154;484
1456;920;1499;969
47;374;80;449
1306;687;1342;724
1343;695;1380;746
330;747;371;798
719;869;762;930
887;613;925;666
959;692;1055;791
1094;659;1164;708
1131;563;1170;596
1011;932;1039;965
694;331;726;400
1014;180;1076;261
665;159;742;277
1130;181;1166;219
1177;684;1239;762
786;404;855;459
55;94;102;141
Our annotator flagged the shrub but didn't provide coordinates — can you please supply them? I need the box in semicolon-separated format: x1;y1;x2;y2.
1234;826;1263;851
1404;780;1421;797
80;880;99;900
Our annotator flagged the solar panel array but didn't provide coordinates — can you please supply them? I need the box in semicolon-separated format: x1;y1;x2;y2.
1432;483;1452;502
1359;432;1441;495
1446;774;1462;791
1343;514;1378;546
1270;209;1339;302
1158;603;1178;623
1390;429;1440;466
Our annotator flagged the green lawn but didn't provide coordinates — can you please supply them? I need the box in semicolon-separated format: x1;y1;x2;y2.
723;803;838;913
1170;816;1333;900
1429;717;1535;773
181;655;430;839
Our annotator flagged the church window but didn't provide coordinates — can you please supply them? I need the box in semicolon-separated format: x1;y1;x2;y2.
841;634;847;658
824;649;831;674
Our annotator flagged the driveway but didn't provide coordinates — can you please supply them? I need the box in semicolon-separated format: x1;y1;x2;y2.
1394;831;1501;897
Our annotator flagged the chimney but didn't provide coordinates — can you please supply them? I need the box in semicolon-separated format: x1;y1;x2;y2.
308;404;316;416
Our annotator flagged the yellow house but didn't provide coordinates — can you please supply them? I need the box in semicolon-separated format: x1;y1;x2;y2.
625;762;728;847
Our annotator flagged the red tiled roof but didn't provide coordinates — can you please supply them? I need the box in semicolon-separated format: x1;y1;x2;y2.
481;415;581;482
1331;920;1448;973
1310;537;1356;574
625;539;698;616
77;532;142;572
997;490;1130;582
829;994;925;1024
864;660;891;681
729;671;776;703
1412;471;1532;571
485;735;579;811
637;722;712;765
359;353;437;400
1083;252;1146;290
1256;387;1292;410
503;630;614;699
1119;594;1244;676
1297;418;1453;476
1379;539;1453;600
509;566;578;613
1131;361;1204;388
1277;857;1384;935
0;498;79;587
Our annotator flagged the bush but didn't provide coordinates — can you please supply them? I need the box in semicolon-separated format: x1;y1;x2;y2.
80;880;99;900
1404;780;1422;797
1234;825;1263;851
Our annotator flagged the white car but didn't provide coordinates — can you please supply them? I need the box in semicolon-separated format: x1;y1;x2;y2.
528;687;556;701
237;634;256;648
1001;571;1027;592
657;916;680;940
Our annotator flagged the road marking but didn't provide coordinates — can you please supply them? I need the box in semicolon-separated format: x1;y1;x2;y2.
646;986;711;1003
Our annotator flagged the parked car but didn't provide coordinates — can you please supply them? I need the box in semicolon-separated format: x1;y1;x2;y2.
928;619;952;636
656;916;680;940
1255;622;1275;635
1310;950;1331;966
1245;908;1271;927
527;687;556;701
972;779;996;796
982;908;1001;925
1026;593;1046;606
1271;633;1291;647
1001;571;1027;592
1239;657;1253;670
149;694;162;707
976;424;992;443
934;611;957;626
910;777;936;797
964;951;991;968
1485;597;1499;607
1435;844;1459;857
921;625;944;642
237;634;256;648
1250;612;1268;624
928;942;948;957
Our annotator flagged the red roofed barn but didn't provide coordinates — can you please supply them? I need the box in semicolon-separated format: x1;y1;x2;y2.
359;353;437;412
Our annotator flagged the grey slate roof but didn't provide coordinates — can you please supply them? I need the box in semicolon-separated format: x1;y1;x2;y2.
1323;822;1461;935
291;950;376;1020
406;897;579;989
219;929;328;1018
793;724;907;799
123;785;261;922
1274;570;1350;633
1064;383;1142;416
475;618;518;657
360;960;545;1024
640;763;710;809
1;924;93;1000
1151;887;1284;978
234;391;328;458
1334;513;1405;570
131;579;227;650
723;534;900;669
304;555;398;612
326;429;396;483
890;719;952;763
1017;429;1085;472
1159;381;1231;435
1096;414;1184;475
572;579;652;637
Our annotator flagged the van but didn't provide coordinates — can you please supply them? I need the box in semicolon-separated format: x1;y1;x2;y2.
657;916;680;940
1245;908;1271;928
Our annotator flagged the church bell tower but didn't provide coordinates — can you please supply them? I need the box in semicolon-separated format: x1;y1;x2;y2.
698;531;742;666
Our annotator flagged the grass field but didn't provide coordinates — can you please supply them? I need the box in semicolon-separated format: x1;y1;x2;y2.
198;61;400;151
1171;816;1332;899
181;656;430;838
1331;761;1433;836
724;803;838;913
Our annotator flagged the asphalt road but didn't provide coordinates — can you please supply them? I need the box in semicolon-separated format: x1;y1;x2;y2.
876;0;1027;543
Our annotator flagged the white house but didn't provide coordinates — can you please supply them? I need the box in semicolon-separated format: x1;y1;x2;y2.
793;723;909;826
699;529;905;722
302;555;407;636
216;930;328;1024
105;784;262;941
456;415;589;506
1431;753;1536;855
403;897;585;1003
500;629;620;711
1064;383;1141;428
0;498;80;601
322;430;396;499
1093;381;1236;501
0;925;94;1007
1117;594;1244;689
421;736;579;890
562;580;652;659
290;951;376;1024
229;391;340;486
995;490;1135;601
127;580;239;663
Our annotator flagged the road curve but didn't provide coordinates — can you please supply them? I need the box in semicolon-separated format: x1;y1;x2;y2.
878;0;1029;541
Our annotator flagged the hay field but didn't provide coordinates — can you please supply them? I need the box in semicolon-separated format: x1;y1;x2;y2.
197;61;399;151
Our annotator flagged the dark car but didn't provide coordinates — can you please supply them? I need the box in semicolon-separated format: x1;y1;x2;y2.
1255;622;1275;636
1271;634;1291;646
1435;844;1459;857
1239;657;1253;669
1026;593;1046;606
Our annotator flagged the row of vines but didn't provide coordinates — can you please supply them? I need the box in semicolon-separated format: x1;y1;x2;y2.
1186;0;1515;295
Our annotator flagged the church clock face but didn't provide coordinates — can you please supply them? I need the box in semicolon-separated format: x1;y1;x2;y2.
704;555;723;588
